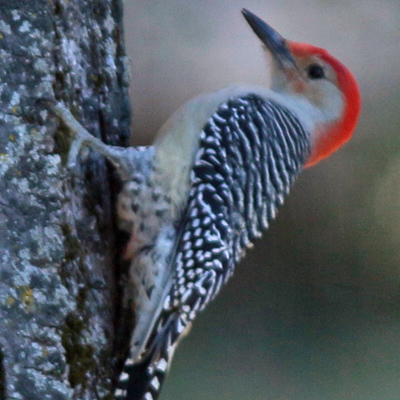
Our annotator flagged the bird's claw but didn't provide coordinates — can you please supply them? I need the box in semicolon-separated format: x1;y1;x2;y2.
42;100;96;169
67;137;85;170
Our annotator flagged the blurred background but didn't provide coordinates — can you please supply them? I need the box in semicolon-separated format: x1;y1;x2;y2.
123;1;400;399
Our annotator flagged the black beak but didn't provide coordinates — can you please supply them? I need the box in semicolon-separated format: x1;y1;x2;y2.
242;8;297;70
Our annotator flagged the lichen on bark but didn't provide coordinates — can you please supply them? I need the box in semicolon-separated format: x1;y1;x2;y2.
0;1;131;399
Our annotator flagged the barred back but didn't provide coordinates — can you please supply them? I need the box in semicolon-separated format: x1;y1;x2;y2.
115;94;311;400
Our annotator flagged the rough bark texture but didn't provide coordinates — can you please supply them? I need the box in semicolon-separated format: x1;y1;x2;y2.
0;1;131;399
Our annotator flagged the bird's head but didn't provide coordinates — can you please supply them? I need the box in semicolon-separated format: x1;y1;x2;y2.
242;9;361;167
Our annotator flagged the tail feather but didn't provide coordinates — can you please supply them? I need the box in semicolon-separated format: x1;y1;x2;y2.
115;312;188;400
114;352;170;400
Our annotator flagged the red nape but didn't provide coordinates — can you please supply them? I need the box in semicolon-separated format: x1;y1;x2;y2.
288;42;361;168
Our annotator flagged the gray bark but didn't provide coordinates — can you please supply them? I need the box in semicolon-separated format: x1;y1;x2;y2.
0;1;131;399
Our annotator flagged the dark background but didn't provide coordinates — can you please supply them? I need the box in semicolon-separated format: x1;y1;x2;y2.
123;1;400;399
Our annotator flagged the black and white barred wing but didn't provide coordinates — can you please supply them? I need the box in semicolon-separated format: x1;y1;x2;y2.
166;95;310;321
117;95;310;400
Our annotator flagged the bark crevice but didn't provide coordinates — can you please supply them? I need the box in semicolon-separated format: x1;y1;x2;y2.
0;348;5;400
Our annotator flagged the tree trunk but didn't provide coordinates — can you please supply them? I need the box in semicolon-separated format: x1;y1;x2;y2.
0;1;131;399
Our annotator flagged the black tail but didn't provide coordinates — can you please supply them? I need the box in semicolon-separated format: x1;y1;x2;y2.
114;352;170;400
115;312;187;400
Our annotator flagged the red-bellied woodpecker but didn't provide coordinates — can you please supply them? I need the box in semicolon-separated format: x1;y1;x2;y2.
50;8;361;400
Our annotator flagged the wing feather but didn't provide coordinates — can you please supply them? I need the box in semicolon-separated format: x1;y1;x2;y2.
115;94;310;400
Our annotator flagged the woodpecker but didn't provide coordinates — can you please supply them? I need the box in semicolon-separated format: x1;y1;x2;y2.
50;9;361;400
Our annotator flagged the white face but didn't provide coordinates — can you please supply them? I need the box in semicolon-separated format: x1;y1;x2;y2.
270;55;344;126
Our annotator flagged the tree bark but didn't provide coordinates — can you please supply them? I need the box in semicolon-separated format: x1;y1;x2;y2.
0;1;131;399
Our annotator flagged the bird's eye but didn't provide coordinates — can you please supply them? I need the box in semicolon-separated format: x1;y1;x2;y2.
307;64;325;79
